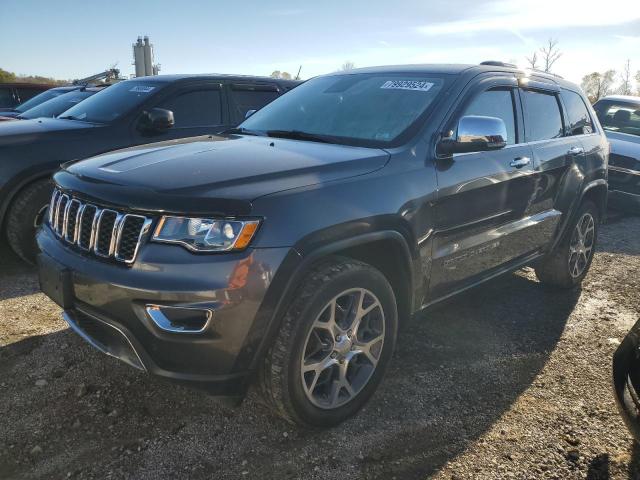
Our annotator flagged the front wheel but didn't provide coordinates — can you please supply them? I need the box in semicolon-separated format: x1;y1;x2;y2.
259;258;398;427
535;200;599;289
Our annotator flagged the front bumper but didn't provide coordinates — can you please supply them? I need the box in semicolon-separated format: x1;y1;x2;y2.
612;319;640;442
37;224;297;396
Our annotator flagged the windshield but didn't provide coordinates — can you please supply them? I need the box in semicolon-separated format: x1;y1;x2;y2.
594;100;640;137
240;73;450;147
15;88;68;113
20;90;95;119
59;81;161;123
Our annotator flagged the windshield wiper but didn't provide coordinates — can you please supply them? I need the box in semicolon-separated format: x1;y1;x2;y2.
58;115;80;120
223;127;265;136
265;130;336;144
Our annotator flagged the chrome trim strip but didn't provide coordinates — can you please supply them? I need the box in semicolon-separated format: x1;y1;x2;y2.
64;199;82;243
610;189;640;199
434;209;562;259
114;215;152;263
94;209;118;258
53;193;65;237
609;165;640;177
48;189;59;225
145;304;214;334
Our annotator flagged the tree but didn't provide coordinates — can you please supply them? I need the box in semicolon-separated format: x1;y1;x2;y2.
581;70;616;103
270;70;292;80
526;52;539;70
540;38;562;73
0;68;16;83
635;70;640;96
341;61;355;71
617;60;633;95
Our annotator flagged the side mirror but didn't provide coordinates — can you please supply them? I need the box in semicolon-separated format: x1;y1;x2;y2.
245;109;257;119
138;108;175;133
438;115;507;155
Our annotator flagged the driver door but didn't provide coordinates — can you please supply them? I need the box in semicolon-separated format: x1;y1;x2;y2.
428;79;536;300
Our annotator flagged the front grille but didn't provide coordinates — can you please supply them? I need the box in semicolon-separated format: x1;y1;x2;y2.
49;188;152;264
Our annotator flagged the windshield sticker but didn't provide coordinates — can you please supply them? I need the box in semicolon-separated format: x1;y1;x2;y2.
380;80;434;92
129;85;155;93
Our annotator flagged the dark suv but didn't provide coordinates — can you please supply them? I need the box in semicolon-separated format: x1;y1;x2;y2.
37;63;608;427
0;74;298;263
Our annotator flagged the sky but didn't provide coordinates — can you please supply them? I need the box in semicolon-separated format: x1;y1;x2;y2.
1;0;639;86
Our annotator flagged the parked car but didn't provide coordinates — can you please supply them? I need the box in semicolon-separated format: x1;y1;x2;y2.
0;86;107;122
37;63;607;427
0;85;81;118
0;74;299;262
0;82;52;110
613;320;640;442
593;95;640;211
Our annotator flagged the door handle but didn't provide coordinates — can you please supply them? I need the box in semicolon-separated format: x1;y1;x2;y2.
510;157;531;168
568;146;584;155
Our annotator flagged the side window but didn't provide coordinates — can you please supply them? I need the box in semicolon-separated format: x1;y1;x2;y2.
562;90;593;135
594;102;640;137
521;90;564;142
17;87;41;103
462;89;517;144
158;89;222;127
229;84;280;124
0;87;17;108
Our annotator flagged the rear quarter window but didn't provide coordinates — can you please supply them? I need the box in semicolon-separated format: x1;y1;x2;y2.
229;84;280;124
521;90;564;142
561;90;594;135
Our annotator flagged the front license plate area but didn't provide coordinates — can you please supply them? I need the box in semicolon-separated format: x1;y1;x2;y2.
37;254;73;309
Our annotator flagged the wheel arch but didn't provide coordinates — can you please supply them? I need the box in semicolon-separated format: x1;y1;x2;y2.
245;230;416;373
0;171;54;231
579;179;608;221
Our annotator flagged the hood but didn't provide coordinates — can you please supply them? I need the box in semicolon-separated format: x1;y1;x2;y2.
0;117;96;145
56;134;389;216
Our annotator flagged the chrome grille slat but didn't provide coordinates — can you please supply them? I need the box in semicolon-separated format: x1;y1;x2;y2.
47;188;150;264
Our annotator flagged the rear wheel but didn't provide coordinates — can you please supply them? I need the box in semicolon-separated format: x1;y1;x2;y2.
535;200;599;289
259;258;397;427
5;179;53;264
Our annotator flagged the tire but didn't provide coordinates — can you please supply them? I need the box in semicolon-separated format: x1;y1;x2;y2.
259;257;398;427
5;179;54;264
535;200;599;289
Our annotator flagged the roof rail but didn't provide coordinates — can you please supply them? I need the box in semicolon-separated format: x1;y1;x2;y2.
480;60;517;68
528;68;564;80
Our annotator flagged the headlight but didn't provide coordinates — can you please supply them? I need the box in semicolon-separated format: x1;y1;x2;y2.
152;216;260;252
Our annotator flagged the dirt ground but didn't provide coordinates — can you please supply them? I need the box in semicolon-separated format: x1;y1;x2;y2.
1;212;639;480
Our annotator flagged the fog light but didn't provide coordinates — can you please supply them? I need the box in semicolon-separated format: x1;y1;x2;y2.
145;305;213;333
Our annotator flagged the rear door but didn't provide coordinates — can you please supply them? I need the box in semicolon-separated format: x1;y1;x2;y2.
226;83;281;125
429;76;537;299
520;85;582;244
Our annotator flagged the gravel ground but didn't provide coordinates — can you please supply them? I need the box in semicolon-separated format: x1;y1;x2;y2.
1;212;639;480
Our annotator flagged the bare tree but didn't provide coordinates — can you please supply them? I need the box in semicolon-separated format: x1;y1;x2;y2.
635;70;640;96
581;70;616;103
341;61;355;71
618;60;633;95
526;51;539;70
540;38;562;73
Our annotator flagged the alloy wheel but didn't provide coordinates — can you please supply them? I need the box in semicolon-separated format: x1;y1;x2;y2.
568;212;595;278
300;288;385;410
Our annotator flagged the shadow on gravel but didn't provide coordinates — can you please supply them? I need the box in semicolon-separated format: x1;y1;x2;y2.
0;240;38;301
598;212;640;256
351;271;581;479
0;269;581;479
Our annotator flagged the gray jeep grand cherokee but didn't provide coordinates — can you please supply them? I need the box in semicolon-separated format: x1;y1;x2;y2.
37;63;608;427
